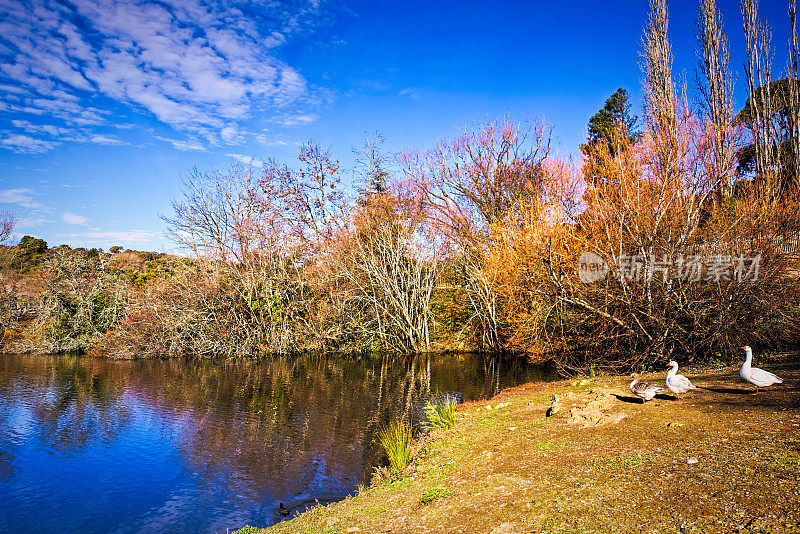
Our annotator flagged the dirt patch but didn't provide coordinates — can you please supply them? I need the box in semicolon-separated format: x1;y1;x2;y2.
564;388;628;426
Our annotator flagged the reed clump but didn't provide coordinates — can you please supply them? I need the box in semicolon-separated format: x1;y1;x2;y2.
378;421;413;472
423;397;456;431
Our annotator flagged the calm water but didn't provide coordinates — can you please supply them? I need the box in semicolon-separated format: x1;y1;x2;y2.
0;352;556;533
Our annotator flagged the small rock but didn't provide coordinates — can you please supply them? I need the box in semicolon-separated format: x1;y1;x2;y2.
687;458;698;464
508;426;517;431
346;527;361;533
608;412;627;424
490;523;517;534
326;517;340;527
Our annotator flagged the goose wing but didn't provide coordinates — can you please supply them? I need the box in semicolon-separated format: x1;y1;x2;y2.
749;366;783;387
668;374;696;393
632;380;663;395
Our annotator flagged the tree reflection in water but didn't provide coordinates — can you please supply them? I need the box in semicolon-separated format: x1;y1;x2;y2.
0;352;555;533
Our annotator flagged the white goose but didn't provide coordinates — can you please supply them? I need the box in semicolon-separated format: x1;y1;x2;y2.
740;346;783;395
665;360;697;401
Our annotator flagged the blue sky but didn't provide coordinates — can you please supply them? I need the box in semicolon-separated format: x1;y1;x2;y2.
0;0;794;251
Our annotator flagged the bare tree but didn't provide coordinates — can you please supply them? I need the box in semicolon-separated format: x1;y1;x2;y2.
355;131;392;197
164;163;270;262
642;0;679;182
698;0;737;193
0;211;15;243
261;141;346;253
30;247;127;353
406;118;551;249
403;118;552;349
742;0;780;194
162;162;302;355
787;0;800;188
337;191;436;353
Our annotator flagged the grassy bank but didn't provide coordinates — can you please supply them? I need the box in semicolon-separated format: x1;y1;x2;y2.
250;358;800;533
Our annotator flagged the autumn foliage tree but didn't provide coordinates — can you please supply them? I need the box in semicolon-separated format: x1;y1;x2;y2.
335;186;437;353
404;118;554;350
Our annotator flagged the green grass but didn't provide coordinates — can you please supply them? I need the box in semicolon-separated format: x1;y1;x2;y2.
382;477;412;490
473;410;512;428
769;451;800;470
589;452;654;471
423;396;456;430
535;441;565;451
419;487;452;505
378;421;413;472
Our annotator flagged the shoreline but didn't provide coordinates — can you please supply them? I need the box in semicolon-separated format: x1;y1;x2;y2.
252;359;800;533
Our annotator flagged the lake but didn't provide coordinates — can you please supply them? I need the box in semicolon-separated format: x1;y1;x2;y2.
0;352;556;533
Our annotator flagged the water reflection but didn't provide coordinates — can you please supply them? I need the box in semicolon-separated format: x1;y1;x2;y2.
0;352;556;533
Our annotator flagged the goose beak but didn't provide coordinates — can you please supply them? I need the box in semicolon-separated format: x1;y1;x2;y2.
740;346;746;350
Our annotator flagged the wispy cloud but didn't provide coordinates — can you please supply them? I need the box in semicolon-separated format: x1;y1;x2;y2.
11;120;71;136
399;88;422;99
228;153;264;167
254;133;298;146
1;126;126;152
156;136;208;152
63;212;88;225
16;215;51;228
59;229;158;245
0;0;329;151
0;134;60;153
0;188;46;209
274;114;319;127
88;135;126;146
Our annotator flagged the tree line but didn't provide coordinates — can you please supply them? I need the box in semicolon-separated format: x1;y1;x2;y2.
2;0;799;367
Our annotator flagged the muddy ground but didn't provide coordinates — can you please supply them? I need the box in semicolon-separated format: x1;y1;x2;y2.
257;359;800;534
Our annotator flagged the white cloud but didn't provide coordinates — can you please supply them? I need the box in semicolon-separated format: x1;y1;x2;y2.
275;114;318;127
11;120;71;136
254;133;297;146
399;88;422;99
62;212;88;225
16;216;51;228
220;125;244;145
156;136;207;152
0;188;46;209
59;229;158;245
0;134;59;153
88;135;126;146
0;84;27;95
0;0;326;150
227;153;264;167
4;121;126;151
